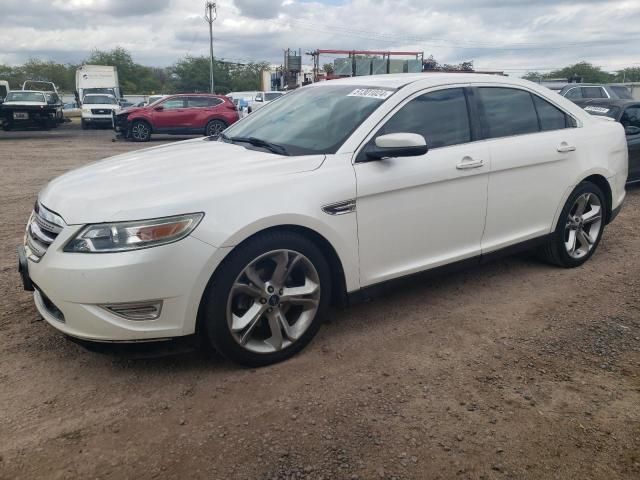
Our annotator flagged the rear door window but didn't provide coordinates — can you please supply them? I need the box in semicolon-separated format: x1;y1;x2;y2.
477;87;539;139
581;87;606;99
379;88;471;149
188;96;222;108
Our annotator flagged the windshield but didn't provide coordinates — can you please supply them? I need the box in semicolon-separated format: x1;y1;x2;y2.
223;85;395;155
148;96;165;105
5;91;46;102
84;88;114;96
83;95;117;105
583;105;620;119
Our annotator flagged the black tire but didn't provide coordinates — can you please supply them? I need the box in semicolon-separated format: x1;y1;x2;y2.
200;231;332;367
81;119;88;130
538;181;607;268
205;119;227;138
130;120;152;142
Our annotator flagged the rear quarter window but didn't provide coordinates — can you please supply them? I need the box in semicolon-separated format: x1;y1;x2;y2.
532;95;573;131
610;86;633;100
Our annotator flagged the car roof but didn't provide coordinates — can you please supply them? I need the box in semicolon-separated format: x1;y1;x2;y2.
84;93;115;97
306;73;531;90
166;93;225;97
9;90;46;93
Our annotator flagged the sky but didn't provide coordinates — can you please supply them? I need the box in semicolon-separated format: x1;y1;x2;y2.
1;0;640;75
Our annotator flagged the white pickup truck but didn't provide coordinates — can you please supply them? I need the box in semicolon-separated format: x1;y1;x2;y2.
80;94;121;129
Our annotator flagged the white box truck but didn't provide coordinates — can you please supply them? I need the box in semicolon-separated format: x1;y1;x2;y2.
75;65;121;105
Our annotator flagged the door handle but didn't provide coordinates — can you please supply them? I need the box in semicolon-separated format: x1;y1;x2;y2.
456;157;484;170
557;143;576;153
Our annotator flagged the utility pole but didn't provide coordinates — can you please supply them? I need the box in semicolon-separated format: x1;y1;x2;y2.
204;2;217;93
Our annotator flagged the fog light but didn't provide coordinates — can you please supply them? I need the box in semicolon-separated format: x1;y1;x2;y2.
102;300;163;321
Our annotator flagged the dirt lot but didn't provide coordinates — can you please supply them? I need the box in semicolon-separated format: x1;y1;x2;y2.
1;121;639;480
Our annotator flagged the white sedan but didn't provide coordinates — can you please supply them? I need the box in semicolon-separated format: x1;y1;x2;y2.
19;73;627;366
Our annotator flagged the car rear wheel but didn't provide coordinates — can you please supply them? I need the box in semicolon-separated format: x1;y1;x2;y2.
131;120;151;142
200;231;331;367
205;119;226;138
538;181;606;268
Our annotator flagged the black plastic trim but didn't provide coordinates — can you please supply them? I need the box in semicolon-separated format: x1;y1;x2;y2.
347;234;553;305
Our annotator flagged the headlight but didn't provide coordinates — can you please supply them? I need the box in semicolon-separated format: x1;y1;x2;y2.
64;213;203;253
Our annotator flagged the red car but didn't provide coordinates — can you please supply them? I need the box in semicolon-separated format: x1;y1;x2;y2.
113;94;239;142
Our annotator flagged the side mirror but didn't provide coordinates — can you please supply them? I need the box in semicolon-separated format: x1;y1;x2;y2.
366;133;428;160
625;125;640;136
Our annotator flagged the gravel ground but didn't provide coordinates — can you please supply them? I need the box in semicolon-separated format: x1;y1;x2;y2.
1;122;639;480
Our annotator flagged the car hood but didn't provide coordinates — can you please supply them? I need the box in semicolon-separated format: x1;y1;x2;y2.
39;139;325;225
119;106;147;115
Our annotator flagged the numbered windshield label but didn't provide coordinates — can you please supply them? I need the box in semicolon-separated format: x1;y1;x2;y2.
347;89;393;100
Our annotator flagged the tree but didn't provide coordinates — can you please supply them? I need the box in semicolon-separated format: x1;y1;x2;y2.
422;55;474;72
547;62;614;83
322;63;334;74
168;56;268;94
614;67;640;83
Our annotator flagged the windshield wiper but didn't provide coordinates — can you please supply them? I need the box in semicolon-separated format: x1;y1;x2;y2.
228;136;289;156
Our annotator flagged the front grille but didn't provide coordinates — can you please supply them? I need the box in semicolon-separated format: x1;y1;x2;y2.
24;202;65;262
91;109;110;115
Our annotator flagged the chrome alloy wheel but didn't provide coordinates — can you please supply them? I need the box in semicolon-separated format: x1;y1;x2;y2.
226;250;321;354
206;121;225;137
564;192;603;259
131;122;150;140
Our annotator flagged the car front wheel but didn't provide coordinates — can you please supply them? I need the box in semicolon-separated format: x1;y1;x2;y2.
539;181;606;268
130;120;151;142
200;231;331;367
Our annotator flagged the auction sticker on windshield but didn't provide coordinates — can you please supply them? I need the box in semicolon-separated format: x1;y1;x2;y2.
347;89;393;100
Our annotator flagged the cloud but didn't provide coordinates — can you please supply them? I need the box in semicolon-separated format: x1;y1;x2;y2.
234;0;284;19
1;0;639;78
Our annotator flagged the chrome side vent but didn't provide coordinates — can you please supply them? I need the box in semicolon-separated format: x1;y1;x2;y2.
322;199;356;216
24;202;65;262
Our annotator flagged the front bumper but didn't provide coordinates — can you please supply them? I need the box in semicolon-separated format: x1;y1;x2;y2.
113;113;130;135
21;228;230;342
82;115;113;124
